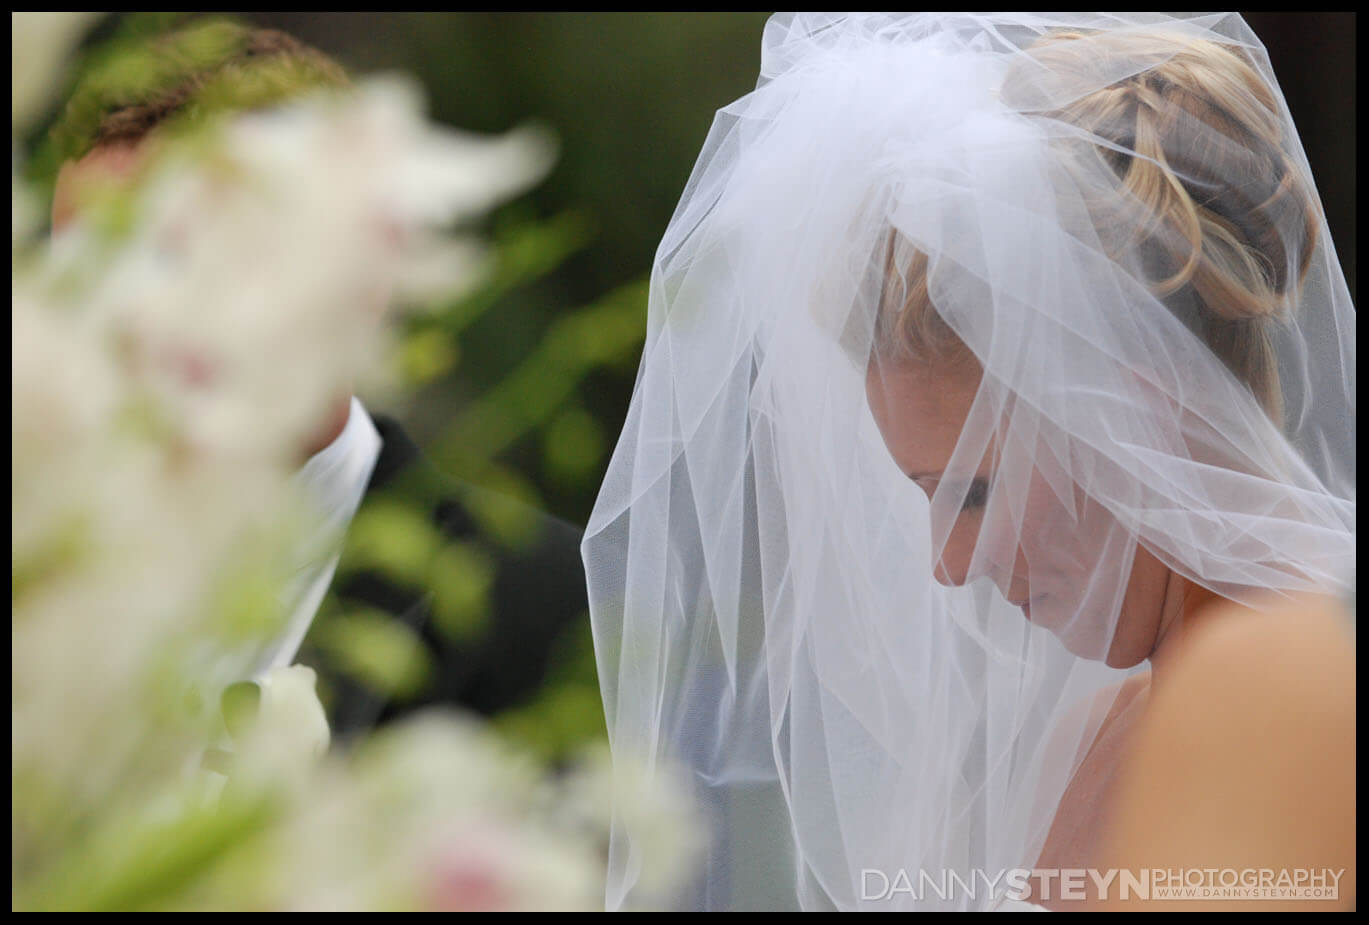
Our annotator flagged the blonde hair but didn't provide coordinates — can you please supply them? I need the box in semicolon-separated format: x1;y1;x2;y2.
875;29;1321;426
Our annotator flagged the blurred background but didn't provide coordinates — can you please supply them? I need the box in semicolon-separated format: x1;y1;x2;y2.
220;12;1360;519
21;11;1355;761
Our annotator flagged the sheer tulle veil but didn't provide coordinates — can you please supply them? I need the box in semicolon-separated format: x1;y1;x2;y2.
583;13;1354;911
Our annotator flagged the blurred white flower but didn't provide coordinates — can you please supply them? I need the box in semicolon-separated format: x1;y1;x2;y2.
11;12;101;132
552;742;707;908
12;15;697;912
222;714;606;911
226;665;331;792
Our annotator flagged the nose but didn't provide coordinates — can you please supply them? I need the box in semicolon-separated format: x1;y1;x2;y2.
932;547;972;587
932;527;1019;590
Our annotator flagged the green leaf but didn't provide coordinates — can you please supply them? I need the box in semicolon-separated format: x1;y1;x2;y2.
428;541;495;642
542;404;605;488
15;788;280;912
399;326;461;385
337;499;443;587
220;680;262;742
310;607;434;703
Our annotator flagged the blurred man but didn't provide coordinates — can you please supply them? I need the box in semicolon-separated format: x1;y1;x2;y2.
49;20;591;740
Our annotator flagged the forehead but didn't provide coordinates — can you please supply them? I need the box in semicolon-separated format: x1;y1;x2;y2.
51;141;149;233
865;359;982;477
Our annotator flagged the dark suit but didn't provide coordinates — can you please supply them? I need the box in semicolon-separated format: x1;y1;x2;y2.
296;413;591;741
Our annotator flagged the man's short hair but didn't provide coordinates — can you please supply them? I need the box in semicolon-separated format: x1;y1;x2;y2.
51;19;349;164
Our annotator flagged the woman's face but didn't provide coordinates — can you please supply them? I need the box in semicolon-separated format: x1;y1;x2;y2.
865;357;1173;667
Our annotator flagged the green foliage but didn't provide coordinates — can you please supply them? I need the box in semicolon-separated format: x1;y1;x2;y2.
11;511;92;608
30;9;729;816
308;15;759;752
15;14;704;909
427;542;496;642
36;15;349;179
493;616;607;762
310;607;435;704
14;787;281;912
407;209;596;340
310;205;641;750
220;680;263;741
26;14;195;190
338;499;448;590
543;404;606;489
431;276;649;483
398;327;461;386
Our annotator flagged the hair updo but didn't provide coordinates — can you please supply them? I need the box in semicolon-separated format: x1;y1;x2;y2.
874;29;1322;427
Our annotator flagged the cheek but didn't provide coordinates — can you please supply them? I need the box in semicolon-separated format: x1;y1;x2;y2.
946;513;982;562
1010;467;1110;581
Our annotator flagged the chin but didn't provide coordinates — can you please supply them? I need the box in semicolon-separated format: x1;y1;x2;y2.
1101;643;1147;670
1036;603;1130;666
1088;623;1155;669
1026;586;1156;668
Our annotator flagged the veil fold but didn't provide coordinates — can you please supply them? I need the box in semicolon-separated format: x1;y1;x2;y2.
584;13;1354;911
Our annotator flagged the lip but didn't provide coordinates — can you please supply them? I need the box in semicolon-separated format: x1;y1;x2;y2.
1012;594;1045;622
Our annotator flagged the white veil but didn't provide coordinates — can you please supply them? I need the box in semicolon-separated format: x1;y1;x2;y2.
583;13;1354;911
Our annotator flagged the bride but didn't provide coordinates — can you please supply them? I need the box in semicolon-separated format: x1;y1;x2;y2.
583;13;1354;911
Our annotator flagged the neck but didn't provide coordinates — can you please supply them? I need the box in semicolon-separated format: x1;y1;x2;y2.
1146;572;1224;688
299;394;353;463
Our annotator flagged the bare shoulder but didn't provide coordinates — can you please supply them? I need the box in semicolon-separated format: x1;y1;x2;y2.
1090;590;1356;911
1139;589;1355;791
1167;590;1355;710
1072;669;1151;746
1199;588;1354;648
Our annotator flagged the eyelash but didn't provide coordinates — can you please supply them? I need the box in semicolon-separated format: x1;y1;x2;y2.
960;478;990;511
916;477;991;511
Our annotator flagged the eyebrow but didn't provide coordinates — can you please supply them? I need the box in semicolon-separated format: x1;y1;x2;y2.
906;472;993;483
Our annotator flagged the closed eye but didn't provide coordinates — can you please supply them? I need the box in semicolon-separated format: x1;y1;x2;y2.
909;474;991;511
960;478;989;511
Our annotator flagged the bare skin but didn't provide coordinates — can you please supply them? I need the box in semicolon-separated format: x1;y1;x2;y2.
1084;590;1355;911
53;140;352;460
864;359;1189;668
865;357;1354;911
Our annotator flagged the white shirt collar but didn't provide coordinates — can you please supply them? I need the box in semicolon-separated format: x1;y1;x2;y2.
295;396;383;530
248;397;383;678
